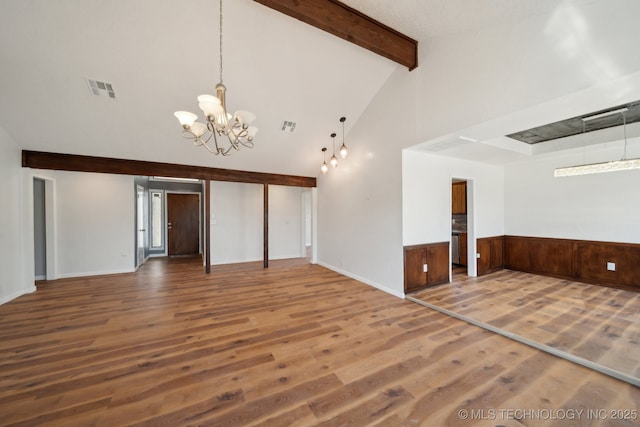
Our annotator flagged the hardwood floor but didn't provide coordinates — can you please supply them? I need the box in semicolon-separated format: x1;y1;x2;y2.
1;257;638;426
409;269;640;385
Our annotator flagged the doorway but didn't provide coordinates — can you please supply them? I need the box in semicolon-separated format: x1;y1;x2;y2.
136;185;147;268
167;193;201;256
451;178;477;278
33;178;47;280
32;176;56;281
301;190;312;260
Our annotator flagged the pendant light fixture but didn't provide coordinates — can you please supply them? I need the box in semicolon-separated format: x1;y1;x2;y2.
320;147;329;174
173;0;258;156
554;108;640;177
319;116;350;174
339;116;348;158
330;132;338;168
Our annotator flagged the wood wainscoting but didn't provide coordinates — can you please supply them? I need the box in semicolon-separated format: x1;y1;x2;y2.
504;235;640;291
476;236;504;276
404;242;449;293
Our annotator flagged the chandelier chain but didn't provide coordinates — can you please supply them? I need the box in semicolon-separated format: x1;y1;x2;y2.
219;0;223;84
173;0;257;156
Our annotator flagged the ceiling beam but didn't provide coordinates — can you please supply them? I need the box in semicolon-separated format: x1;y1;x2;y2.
254;0;418;71
22;151;316;188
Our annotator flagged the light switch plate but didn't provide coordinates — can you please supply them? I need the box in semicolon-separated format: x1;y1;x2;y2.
476;253;481;258
423;264;428;273
607;262;616;271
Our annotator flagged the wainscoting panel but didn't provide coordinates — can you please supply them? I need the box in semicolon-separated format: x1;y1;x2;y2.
576;241;640;289
504;236;640;291
477;236;504;276
404;242;449;293
504;236;574;278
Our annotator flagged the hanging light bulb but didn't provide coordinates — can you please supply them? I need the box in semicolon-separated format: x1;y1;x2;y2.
330;133;338;168
339;116;348;158
320;147;329;174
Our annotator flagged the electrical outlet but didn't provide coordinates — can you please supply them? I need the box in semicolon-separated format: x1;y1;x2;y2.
607;262;616;271
423;264;428;273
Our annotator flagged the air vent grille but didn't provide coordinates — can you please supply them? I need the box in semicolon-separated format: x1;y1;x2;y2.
86;79;116;99
281;121;296;132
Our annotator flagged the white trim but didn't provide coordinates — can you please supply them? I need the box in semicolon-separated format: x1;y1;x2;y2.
0;286;37;306
57;268;136;279
212;257;262;265
318;261;405;299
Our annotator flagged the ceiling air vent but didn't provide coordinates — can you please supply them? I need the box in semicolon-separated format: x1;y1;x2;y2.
281;121;296;132
86;78;116;99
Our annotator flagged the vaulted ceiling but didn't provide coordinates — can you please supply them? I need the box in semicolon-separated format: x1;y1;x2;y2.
1;0;636;177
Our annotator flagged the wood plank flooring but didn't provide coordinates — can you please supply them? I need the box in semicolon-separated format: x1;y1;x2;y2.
1;257;638;426
410;268;640;384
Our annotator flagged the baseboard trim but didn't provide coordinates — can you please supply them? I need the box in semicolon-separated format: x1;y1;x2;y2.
0;286;37;306
57;268;136;279
317;261;405;299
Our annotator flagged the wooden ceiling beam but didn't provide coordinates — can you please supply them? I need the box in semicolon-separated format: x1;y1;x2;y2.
254;0;418;71
22;150;316;188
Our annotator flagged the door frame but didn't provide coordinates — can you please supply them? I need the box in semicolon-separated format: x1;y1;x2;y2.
166;191;203;256
450;177;477;279
135;184;147;269
32;175;57;281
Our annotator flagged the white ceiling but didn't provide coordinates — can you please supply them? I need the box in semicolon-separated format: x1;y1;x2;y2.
0;0;628;177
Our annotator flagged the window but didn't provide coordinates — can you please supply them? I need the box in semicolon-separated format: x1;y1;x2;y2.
150;191;164;249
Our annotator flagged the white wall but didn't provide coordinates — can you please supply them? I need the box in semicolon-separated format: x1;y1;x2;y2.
403;150;504;245
0;127;35;304
317;67;417;298
210;181;263;264
268;185;303;260
54;171;135;277
505;140;640;243
210;181;306;264
414;1;640;144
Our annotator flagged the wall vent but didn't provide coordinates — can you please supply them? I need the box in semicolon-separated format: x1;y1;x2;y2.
86;78;116;99
281;121;296;132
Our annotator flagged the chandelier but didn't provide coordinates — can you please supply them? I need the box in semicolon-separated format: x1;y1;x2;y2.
320;117;348;174
174;0;257;156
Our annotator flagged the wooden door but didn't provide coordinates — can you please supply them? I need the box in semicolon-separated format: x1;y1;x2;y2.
451;182;467;214
167;194;200;256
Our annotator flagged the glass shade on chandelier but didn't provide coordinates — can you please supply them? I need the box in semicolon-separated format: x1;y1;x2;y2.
174;84;258;156
174;0;257;156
